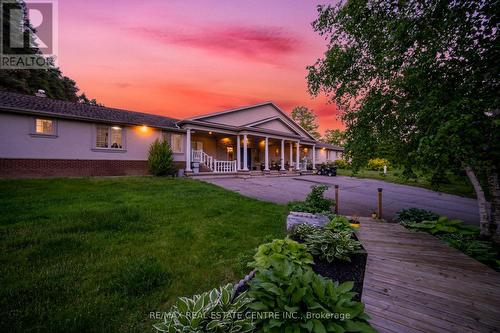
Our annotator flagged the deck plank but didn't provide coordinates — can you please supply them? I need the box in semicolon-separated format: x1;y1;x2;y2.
356;218;500;333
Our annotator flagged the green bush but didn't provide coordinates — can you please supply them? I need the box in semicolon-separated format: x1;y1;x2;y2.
367;158;390;171
148;138;175;176
154;284;255;333
394;208;439;225
333;159;350;169
250;238;313;270
248;261;375;333
288;185;333;214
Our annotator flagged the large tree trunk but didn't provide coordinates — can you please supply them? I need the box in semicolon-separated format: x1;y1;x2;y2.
488;166;500;242
464;165;491;238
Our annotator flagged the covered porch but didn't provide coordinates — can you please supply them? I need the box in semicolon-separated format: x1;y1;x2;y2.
185;128;318;174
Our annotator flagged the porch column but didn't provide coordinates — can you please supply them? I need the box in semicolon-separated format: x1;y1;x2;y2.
312;145;316;170
296;141;300;171
185;129;192;172
236;135;241;170
289;142;293;168
243;134;249;171
280;139;285;171
264;137;270;171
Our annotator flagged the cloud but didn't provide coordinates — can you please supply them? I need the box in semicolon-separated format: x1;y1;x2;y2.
133;25;301;65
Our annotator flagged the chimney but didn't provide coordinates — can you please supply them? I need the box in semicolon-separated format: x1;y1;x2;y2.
35;89;46;97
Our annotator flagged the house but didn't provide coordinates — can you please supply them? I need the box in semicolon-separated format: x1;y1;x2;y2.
0;91;343;177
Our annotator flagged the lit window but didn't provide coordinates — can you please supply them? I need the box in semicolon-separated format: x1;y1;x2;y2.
171;134;183;153
35;118;55;135
95;125;123;149
110;127;123;148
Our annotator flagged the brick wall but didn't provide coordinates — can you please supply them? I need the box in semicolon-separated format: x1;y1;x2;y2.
0;159;185;178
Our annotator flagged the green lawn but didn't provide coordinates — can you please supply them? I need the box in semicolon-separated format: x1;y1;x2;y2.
0;177;286;333
336;168;475;198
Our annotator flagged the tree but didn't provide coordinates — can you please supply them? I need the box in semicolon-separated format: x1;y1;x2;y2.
148;139;174;176
291;106;320;139
322;129;345;146
0;0;99;103
307;0;499;239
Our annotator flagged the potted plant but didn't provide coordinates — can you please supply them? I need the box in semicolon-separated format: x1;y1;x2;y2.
371;211;378;219
289;218;367;301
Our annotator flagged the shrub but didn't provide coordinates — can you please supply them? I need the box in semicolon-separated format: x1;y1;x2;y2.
304;230;361;262
367;158;390;171
154;284;255;333
248;261;375;333
148;138;174;176
394;208;439;225
333;159;350;169
288;185;333;214
250;238;313;270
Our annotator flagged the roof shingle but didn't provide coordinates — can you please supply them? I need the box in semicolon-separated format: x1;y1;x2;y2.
0;91;179;129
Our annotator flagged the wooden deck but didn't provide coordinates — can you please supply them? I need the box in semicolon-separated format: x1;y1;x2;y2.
356;218;500;333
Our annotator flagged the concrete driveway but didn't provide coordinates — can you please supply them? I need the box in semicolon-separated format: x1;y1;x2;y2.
203;175;479;225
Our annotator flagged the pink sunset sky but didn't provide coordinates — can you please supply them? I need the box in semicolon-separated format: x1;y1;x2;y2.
58;0;342;133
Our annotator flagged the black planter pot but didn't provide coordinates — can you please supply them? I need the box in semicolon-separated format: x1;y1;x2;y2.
291;234;367;301
311;248;367;301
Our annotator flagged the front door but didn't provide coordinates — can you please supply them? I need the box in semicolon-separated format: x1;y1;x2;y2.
240;148;252;170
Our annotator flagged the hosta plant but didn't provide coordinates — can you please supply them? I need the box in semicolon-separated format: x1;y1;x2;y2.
394;208;439;226
250;238;313;270
406;216;478;235
289;223;319;242
304;230;361;262
325;215;354;233
248;260;375;333
153;284;255;333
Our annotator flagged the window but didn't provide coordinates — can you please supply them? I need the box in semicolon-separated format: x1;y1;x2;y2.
95;125;124;149
171;134;183;153
32;118;57;136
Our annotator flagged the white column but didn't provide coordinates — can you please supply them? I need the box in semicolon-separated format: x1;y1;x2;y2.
243;134;249;171
185;129;192;172
312;145;316;170
289;142;293;169
280;139;285;170
296;141;300;170
264;137;269;171
236;135;241;170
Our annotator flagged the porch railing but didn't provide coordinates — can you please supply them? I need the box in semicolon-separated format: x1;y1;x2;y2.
191;149;237;173
214;160;237;173
192;149;214;170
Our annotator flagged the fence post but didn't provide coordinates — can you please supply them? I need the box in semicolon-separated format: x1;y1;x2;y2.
334;185;339;214
377;188;383;219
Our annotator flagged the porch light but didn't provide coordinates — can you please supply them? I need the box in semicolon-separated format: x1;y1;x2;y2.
208;131;212;135
111;126;121;130
140;125;148;132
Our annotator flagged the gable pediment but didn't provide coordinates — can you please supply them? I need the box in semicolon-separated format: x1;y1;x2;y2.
188;103;315;139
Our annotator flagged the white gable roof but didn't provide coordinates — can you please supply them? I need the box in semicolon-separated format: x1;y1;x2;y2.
187;102;316;140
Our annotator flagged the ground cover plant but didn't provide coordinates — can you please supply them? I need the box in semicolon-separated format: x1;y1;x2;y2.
0;177;286;332
395;208;500;271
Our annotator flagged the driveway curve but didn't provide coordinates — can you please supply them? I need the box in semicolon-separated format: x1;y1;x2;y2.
202;175;479;225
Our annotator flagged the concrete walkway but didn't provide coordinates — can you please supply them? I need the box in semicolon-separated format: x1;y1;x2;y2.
203;175;479;225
